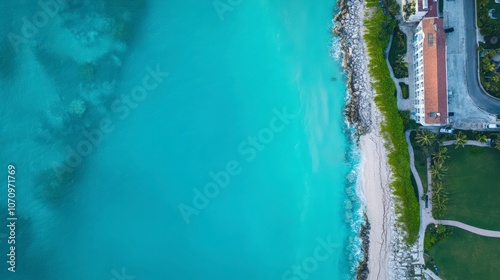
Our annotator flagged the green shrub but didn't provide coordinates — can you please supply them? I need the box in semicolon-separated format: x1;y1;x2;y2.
424;224;453;251
399;82;409;99
403;2;416;21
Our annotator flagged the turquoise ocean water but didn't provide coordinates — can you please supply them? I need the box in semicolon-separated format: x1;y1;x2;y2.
0;0;363;279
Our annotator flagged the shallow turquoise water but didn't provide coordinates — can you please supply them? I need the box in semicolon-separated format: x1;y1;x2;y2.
0;1;362;279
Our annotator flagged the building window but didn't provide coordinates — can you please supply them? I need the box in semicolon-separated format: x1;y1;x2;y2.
428;33;434;46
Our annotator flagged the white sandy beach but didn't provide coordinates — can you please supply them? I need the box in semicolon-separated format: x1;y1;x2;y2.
360;108;393;280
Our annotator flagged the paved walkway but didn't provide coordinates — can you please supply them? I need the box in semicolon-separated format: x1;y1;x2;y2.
436;220;500;238
424;268;441;280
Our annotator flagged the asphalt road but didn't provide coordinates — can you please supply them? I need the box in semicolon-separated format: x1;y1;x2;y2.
463;0;500;114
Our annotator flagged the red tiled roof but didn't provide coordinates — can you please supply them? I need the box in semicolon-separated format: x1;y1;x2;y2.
422;18;447;124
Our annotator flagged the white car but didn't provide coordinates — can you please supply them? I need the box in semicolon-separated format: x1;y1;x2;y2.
439;128;454;134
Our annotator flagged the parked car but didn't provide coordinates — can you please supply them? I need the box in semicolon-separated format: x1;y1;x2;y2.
439;128;454;134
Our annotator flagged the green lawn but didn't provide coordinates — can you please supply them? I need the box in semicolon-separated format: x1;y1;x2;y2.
426;226;500;280
442;146;500;230
409;131;429;193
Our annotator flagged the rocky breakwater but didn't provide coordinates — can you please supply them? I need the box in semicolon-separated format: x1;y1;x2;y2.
333;0;372;135
334;0;373;278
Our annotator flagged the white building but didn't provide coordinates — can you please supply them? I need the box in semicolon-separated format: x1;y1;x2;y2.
413;16;448;126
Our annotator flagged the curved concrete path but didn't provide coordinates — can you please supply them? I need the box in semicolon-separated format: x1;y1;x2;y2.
436;220;500;238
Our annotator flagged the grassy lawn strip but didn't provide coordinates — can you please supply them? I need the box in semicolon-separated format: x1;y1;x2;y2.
388;26;408;78
409;131;428;192
365;0;420;244
442;146;500;231
426;226;500;280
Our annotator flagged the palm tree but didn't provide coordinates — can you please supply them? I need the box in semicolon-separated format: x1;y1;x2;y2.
416;130;436;146
476;134;488;144
495;138;500;150
432;180;449;219
432;181;448;201
430;163;448;180
432;181;443;194
454;131;468;148
432;194;448;218
432;147;449;165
